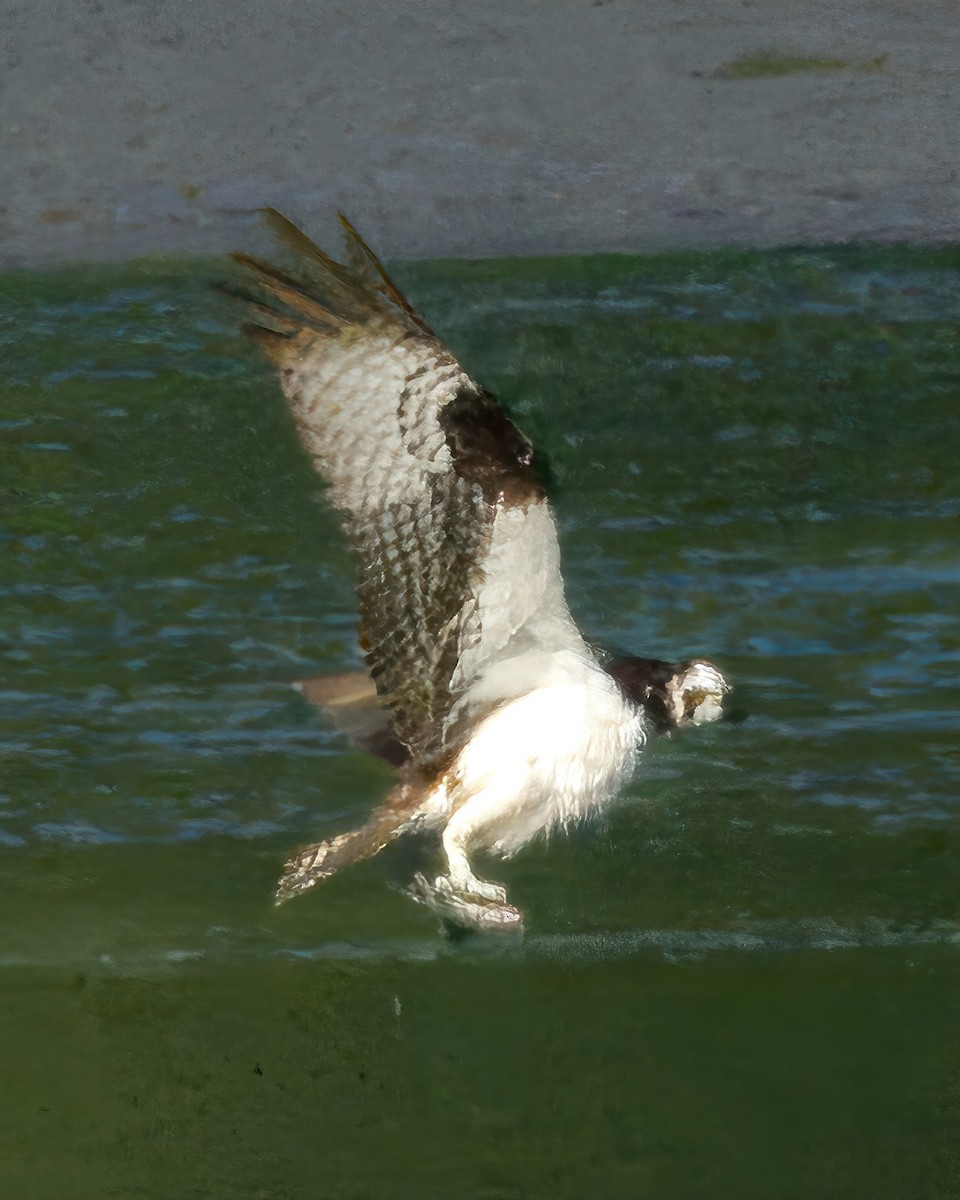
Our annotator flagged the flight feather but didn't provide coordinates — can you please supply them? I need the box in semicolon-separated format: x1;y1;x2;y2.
232;211;552;768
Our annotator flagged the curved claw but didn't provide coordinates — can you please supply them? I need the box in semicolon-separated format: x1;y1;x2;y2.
449;876;507;904
405;873;524;932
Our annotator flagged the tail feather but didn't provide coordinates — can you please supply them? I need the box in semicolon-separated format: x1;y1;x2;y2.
292;671;408;768
275;778;429;906
275;824;396;906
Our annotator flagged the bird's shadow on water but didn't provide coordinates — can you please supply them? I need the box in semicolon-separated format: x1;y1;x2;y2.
434;918;527;957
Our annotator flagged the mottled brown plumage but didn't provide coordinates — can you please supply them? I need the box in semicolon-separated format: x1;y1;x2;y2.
232;213;540;773
229;211;729;927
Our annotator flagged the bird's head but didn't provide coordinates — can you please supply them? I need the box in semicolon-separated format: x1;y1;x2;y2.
606;656;730;734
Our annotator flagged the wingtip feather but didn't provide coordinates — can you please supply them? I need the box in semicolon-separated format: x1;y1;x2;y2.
240;322;301;364
336;212;435;336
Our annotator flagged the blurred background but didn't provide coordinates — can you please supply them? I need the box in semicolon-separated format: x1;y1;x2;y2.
2;0;957;266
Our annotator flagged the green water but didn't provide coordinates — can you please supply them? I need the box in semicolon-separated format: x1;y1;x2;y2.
1;247;958;1199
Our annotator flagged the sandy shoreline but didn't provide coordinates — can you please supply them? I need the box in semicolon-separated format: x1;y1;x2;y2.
2;0;957;266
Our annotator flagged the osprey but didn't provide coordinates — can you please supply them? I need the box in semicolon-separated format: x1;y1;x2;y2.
230;210;729;930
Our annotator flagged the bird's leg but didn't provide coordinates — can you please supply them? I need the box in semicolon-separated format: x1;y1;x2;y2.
401;796;523;930
440;825;507;903
405;872;523;932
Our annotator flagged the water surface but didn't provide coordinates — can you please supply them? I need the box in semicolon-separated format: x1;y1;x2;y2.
1;247;958;1198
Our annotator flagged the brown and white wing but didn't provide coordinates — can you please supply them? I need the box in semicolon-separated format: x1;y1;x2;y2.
232;211;552;767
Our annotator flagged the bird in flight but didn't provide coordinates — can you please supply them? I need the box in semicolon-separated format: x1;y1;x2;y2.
229;210;729;931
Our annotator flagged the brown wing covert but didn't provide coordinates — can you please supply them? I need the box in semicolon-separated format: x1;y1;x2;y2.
230;211;542;767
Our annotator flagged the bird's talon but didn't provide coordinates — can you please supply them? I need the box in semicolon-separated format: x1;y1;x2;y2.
453;877;507;903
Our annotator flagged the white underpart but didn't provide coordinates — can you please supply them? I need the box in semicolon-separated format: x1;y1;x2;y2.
457;505;568;664
434;487;645;886
421;653;644;894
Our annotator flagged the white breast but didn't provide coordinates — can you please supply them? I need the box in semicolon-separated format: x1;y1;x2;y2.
430;656;644;858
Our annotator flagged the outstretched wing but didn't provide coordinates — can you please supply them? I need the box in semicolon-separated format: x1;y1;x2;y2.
231;210;549;767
